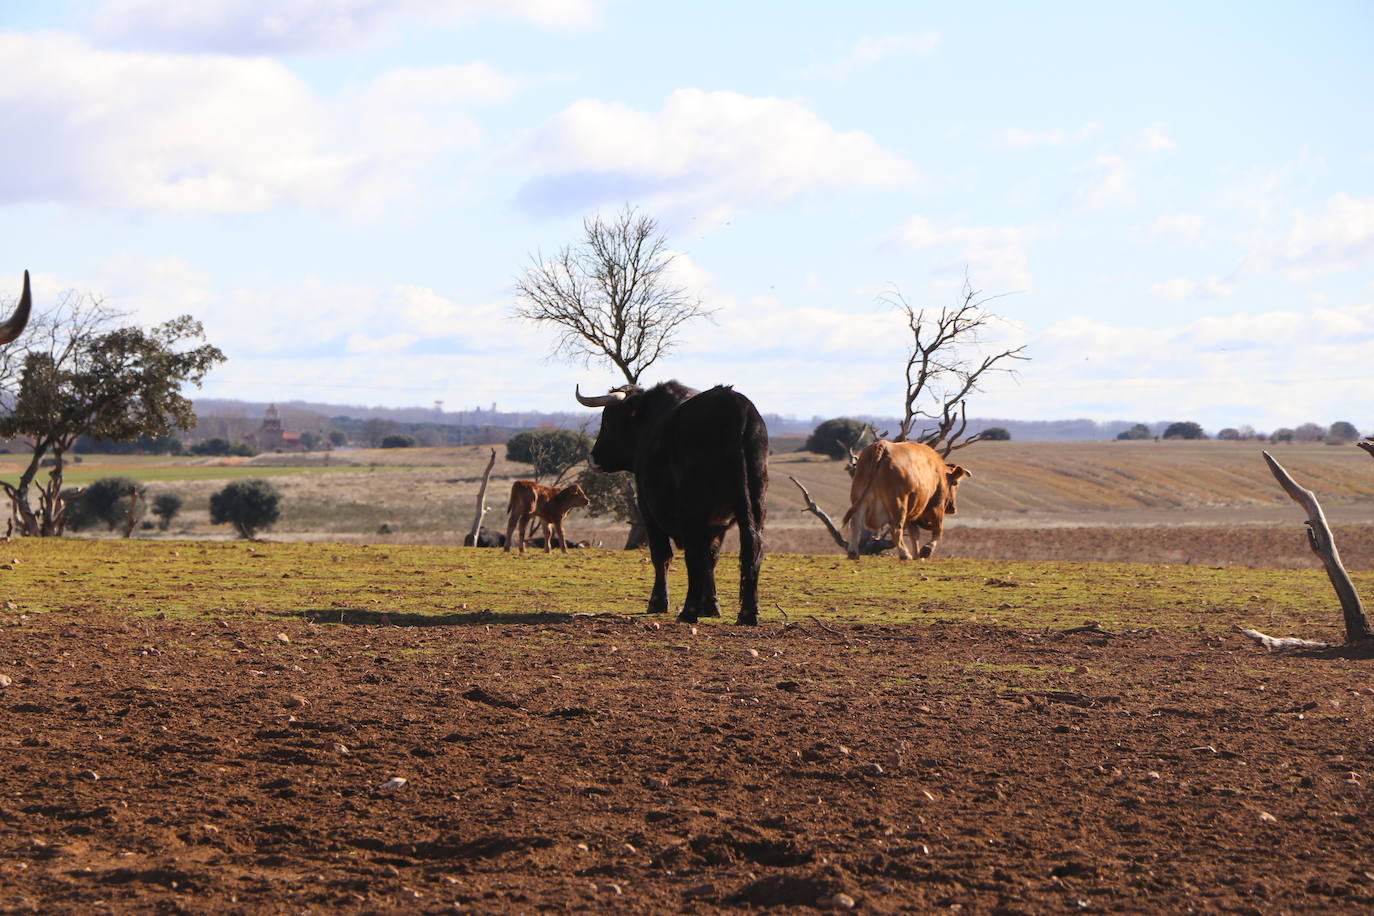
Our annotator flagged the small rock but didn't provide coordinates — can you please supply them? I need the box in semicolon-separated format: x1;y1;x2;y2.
2;601;17;610
597;883;622;896
275;633;291;644
746;648;759;658
818;892;856;910
82;770;100;781
284;694;308;708
380;777;407;791
493;774;526;787
1258;810;1278;824
685;882;716;898
0;674;12;688
334;743;351;756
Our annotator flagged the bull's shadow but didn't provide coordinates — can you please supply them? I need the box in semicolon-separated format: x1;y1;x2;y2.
293;608;583;627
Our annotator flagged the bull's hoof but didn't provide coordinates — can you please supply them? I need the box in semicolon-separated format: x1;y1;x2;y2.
846;550;860;561
677;610;699;624
646;598;669;615
698;603;721;618
735;613;758;627
918;544;934;559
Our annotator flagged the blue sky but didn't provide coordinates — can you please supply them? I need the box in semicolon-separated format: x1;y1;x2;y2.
1;1;1371;431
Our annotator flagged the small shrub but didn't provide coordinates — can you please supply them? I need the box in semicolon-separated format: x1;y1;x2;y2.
66;476;147;535
151;493;184;531
210;479;282;539
1115;423;1152;441
805;418;869;460
380;435;417;449
980;427;1011;441
1162;421;1206;440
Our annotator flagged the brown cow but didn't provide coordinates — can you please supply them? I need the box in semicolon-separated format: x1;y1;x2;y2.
504;480;591;554
841;441;971;561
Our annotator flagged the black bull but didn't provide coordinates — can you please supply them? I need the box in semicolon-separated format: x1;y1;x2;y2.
576;381;768;625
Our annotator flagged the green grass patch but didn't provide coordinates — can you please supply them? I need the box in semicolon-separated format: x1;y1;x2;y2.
0;540;1361;639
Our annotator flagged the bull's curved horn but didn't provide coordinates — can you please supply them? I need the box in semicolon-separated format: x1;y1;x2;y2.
574;385;628;408
0;270;32;346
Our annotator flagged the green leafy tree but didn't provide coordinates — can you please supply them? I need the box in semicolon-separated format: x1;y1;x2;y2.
380;434;417;449
577;468;637;523
1162;421;1206;440
506;429;592;482
151;493;184;531
980;426;1011;441
1115;423;1152;441
328;429;348;447
804;417;870;460
210;479;282;539
0;298;223;536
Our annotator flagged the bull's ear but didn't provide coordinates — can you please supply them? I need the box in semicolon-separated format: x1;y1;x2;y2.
947;465;971;482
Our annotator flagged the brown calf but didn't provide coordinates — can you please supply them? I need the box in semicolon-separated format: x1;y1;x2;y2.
504;481;591;554
842;441;972;561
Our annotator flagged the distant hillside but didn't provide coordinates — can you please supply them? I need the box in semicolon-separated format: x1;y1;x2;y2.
194;397;1183;442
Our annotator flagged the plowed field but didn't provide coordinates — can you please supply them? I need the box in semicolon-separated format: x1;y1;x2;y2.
1;542;1371;913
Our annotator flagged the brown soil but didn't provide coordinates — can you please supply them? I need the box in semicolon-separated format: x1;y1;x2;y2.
3;610;1373;913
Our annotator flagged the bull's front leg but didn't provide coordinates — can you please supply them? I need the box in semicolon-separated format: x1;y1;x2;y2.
645;522;672;614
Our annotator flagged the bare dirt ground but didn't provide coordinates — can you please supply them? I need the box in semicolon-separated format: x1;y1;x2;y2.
3;609;1373;914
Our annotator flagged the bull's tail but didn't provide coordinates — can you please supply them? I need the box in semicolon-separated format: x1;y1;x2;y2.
735;411;767;625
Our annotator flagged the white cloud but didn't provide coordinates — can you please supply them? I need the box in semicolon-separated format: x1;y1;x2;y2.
515;89;917;226
998;122;1099;149
890;217;1041;291
92;0;600;53
1265;193;1374;278
1011;304;1374;428
1148;276;1236;300
812;31;940;79
0;33;515;215
1074;155;1136;209
1148;211;1204;240
1140;123;1176;152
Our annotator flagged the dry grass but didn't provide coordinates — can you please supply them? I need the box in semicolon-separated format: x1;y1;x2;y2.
19;441;1374;563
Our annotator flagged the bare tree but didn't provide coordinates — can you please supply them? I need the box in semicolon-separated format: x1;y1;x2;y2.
512;205;712;385
884;279;1028;455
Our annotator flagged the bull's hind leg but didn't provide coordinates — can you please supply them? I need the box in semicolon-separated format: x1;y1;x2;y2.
736;522;762;627
679;529;724;623
645;522;672;614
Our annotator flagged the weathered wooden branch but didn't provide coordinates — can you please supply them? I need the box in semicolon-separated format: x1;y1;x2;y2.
789;476;848;550
467;448;497;546
788;475;892;555
1357;440;1374;462
1243;450;1372;647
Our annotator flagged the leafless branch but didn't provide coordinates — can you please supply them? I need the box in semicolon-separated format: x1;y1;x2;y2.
512;205;714;385
882;278;1028;456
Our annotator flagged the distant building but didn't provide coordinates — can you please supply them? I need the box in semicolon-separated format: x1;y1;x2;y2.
244;404;304;452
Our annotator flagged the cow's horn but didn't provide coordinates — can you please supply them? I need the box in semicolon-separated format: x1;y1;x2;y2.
0;270;32;346
575;385;628;408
